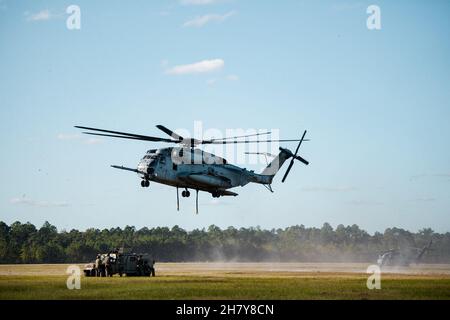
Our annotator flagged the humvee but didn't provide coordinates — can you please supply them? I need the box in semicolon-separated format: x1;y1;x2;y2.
84;252;154;277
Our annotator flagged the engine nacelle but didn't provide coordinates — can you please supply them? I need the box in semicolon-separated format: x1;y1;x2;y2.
181;174;231;188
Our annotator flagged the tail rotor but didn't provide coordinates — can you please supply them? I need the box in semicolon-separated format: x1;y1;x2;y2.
281;130;309;183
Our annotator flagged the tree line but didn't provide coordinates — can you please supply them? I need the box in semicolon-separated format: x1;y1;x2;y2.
0;221;449;263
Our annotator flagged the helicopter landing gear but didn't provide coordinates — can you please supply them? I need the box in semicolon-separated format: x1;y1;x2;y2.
141;180;149;188
176;187;179;211
195;189;199;215
211;191;221;198
176;187;198;214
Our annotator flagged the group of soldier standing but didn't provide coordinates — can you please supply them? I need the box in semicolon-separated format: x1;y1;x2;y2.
94;254;113;277
93;253;156;277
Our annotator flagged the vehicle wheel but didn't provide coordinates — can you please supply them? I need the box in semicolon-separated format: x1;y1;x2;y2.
141;180;146;187
119;273;123;277
186;190;190;197
145;180;150;187
181;191;186;197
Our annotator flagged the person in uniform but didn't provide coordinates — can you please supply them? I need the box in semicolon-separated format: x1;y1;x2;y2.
149;260;156;277
105;255;112;277
99;256;106;277
136;255;143;276
95;255;101;277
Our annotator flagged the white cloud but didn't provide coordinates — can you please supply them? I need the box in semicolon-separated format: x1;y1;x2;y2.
10;197;69;208
166;59;224;75
26;9;51;21
180;0;223;5
226;74;239;81
183;11;235;28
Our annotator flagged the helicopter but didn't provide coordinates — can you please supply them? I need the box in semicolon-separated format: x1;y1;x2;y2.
75;125;310;213
377;240;433;267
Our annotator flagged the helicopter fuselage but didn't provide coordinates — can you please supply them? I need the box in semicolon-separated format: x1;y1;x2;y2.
136;147;274;197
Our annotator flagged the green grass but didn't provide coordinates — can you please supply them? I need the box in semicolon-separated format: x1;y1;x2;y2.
1;274;450;300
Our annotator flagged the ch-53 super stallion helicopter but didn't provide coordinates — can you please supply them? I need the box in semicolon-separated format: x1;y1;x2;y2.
75;125;310;213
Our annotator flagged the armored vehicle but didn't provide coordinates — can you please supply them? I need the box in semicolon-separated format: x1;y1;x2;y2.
84;251;154;277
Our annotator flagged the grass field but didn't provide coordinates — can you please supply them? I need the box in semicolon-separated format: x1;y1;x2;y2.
1;263;450;300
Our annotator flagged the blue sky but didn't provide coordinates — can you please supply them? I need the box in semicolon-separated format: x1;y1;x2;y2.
0;0;449;233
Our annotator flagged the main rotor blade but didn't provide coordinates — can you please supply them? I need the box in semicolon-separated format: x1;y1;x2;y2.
75;126;173;142
82;132;177;143
245;152;277;157
282;159;294;183
207;139;309;145
156;125;183;141
211;131;271;141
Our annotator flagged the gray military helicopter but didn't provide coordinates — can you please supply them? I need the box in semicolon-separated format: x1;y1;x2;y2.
377;240;433;267
75;125;309;213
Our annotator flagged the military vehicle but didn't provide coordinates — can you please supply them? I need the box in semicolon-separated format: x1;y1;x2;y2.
377;240;433;267
84;251;154;277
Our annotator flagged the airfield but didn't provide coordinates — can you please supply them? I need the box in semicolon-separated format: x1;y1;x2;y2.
1;262;450;300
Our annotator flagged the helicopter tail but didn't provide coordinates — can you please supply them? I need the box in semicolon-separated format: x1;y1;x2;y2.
258;130;309;184
259;149;293;178
416;239;433;261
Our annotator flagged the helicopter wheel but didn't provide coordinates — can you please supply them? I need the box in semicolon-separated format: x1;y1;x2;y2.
141;180;145;187
145;180;150;187
185;190;190;197
181;191;186;197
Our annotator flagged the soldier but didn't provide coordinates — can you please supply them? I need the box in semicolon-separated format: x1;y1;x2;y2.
95;255;101;277
149;260;156;277
105;255;112;277
136;255;143;276
99;256;106;277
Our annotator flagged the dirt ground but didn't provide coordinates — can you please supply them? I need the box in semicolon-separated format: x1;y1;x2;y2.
1;262;449;277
